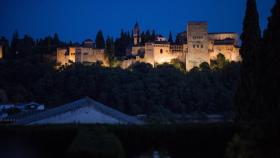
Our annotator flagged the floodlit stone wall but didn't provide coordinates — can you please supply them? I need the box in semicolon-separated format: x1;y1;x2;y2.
56;47;108;66
0;45;3;59
131;46;145;56
57;48;68;65
210;45;241;61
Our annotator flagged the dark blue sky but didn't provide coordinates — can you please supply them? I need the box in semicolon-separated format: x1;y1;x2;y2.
0;0;276;43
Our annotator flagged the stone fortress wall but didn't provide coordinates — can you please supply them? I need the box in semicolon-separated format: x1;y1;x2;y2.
0;45;3;59
56;22;241;70
56;39;109;67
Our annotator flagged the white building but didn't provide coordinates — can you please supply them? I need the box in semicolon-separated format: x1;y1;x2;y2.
15;97;144;125
155;35;168;42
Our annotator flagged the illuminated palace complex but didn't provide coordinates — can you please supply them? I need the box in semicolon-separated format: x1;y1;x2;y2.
56;22;241;70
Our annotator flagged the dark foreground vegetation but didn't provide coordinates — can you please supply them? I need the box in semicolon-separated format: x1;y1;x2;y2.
0;124;235;158
227;0;280;157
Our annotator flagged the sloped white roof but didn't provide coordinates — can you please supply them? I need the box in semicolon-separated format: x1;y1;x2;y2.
16;97;144;125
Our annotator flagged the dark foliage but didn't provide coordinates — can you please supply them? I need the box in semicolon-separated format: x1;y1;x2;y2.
0;56;240;115
114;30;133;57
168;31;173;43
256;0;280;119
235;0;261;121
228;1;280;157
95;30;105;49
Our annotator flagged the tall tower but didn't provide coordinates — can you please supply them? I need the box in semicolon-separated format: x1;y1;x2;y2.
186;22;209;70
133;22;140;46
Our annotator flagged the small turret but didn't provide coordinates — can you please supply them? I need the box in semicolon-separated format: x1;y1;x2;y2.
133;22;141;46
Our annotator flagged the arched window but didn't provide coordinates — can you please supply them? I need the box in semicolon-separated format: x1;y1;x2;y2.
160;49;163;54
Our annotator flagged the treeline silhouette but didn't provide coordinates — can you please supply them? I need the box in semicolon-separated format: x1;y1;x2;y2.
0;60;240;115
38;62;240;115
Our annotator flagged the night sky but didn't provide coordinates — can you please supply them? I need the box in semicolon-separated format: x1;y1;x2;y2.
0;0;276;43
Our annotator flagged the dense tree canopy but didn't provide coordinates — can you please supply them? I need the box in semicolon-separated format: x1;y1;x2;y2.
0;56;240;116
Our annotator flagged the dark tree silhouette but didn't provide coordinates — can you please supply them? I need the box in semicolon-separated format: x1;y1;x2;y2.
140;32;146;45
10;30;20;58
152;30;156;41
227;1;280;157
105;36;115;65
146;30;151;42
168;31;173;43
53;33;60;48
257;0;280;119
235;0;261;121
95;30;105;49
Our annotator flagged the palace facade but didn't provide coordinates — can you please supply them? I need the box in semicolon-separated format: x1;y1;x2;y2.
56;39;109;66
56;22;241;70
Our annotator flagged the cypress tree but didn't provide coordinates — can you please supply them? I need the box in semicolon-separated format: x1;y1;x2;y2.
227;1;280;157
105;36;115;65
235;0;261;121
141;32;146;45
95;30;105;49
10;30;20;58
53;33;60;48
258;0;280;118
152;30;156;41
168;31;173;43
146;30;151;42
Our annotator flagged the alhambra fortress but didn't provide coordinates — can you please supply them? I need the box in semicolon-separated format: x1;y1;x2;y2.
56;22;241;70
